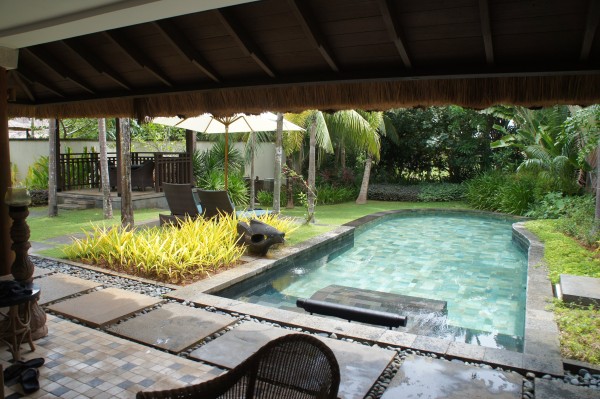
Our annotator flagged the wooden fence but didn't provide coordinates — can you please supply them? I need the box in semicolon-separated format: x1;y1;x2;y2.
58;152;192;192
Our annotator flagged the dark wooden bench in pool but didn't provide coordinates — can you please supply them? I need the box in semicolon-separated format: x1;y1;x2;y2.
296;298;408;329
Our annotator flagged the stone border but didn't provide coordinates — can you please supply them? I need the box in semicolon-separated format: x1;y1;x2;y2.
166;209;564;376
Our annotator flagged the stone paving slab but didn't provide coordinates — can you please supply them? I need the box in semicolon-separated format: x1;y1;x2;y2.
381;355;522;399
47;287;162;327
36;273;101;305
561;274;600;306
190;322;395;399
535;378;600;399
107;302;238;353
33;266;53;278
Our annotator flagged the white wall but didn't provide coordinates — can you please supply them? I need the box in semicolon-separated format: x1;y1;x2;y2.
9;140;282;183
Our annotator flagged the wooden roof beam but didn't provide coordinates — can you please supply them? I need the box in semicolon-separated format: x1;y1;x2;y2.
23;47;96;94
152;20;220;83
104;31;173;87
15;66;66;98
287;0;339;72
479;0;494;65
61;39;132;90
9;70;36;102
376;0;411;68
580;0;600;61
215;8;276;78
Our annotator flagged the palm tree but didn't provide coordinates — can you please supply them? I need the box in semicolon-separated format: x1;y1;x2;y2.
489;105;589;194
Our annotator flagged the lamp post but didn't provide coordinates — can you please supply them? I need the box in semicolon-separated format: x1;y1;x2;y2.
4;187;48;339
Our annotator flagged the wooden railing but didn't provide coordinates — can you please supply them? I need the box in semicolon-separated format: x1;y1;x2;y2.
58;152;192;192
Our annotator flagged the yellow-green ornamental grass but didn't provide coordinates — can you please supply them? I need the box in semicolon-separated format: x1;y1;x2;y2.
64;213;299;284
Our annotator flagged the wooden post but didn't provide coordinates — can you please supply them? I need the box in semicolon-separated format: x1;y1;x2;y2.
47;119;58;216
0;66;13;276
119;118;134;228
273;113;283;213
115;118;122;197
185;129;194;185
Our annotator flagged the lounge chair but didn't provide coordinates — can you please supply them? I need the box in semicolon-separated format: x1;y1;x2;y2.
159;183;202;226
136;333;340;399
197;189;270;219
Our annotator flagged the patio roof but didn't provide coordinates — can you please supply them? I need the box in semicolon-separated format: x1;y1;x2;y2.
3;0;600;119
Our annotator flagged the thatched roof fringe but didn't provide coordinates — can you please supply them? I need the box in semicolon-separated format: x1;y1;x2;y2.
7;75;600;119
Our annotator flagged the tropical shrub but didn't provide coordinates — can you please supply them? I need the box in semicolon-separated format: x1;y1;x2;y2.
465;171;507;211
64;214;299;283
497;175;537;215
25;156;49;190
316;184;357;205
368;184;420;201
256;190;273;207
417;183;465;202
555;195;598;247
198;170;249;208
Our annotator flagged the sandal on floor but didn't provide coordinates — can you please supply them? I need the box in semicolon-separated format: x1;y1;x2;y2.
3;358;45;382
20;368;40;394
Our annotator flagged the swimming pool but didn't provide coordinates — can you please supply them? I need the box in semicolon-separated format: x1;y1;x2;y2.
217;212;528;351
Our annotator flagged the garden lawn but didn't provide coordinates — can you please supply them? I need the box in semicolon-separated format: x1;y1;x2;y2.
280;201;469;246
28;207;163;242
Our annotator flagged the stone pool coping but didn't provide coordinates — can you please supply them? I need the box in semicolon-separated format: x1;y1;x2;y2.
167;209;564;377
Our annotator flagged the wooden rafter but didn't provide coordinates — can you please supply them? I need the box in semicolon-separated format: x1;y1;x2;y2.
287;0;339;72
61;39;131;90
479;0;494;65
16;66;66;97
376;0;411;68
153;20;220;83
580;0;600;61
23;47;95;94
215;9;276;78
104;31;173;87
9;70;36;102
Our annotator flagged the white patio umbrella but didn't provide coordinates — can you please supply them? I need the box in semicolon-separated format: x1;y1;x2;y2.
152;113;304;193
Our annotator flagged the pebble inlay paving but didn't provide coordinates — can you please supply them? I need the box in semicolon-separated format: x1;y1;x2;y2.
381;355;522;399
35;273;102;305
47;287;163;327
190;322;395;399
107;303;239;353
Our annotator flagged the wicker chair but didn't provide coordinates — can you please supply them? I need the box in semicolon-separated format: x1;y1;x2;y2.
131;160;155;191
197;190;271;219
160;183;203;226
136;333;340;399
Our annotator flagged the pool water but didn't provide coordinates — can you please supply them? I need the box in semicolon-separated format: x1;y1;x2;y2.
218;213;528;351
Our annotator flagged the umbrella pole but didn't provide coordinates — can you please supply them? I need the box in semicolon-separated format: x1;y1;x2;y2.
224;125;229;191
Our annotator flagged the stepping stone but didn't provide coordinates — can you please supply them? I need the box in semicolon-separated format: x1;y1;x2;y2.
35;274;101;305
33;266;53;278
535;378;600;399
190;322;395;399
560;274;600;306
47;287;162;327
107;303;238;353
381;355;522;399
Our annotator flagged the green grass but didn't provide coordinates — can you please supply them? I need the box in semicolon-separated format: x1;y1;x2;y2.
524;219;600;284
28;207;163;242
552;301;600;365
525;219;600;365
281;201;469;245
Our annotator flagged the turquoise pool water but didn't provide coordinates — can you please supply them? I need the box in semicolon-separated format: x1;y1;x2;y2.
218;213;528;351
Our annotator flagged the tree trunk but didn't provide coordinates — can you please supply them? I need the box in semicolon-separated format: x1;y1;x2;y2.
273;113;283;213
594;144;600;234
119;118;134;228
341;140;346;170
356;154;372;204
307;119;316;223
286;158;295;209
47;119;58;217
249;131;255;210
98;118;113;219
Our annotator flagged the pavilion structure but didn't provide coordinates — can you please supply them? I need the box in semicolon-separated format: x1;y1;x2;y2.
1;0;599;274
